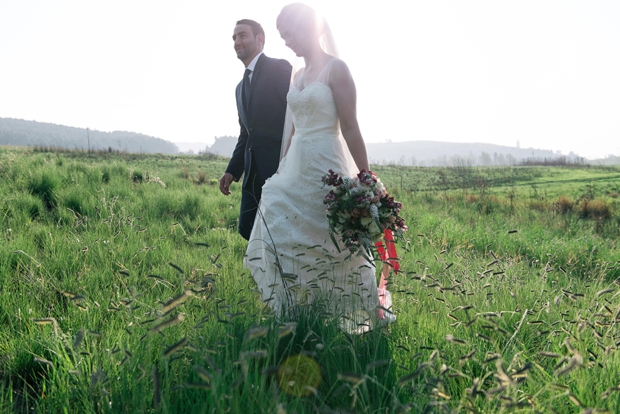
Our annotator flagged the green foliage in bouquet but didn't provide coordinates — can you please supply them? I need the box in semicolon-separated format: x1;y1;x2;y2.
321;169;407;255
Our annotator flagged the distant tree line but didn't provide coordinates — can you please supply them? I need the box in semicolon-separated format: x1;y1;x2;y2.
518;156;587;166
592;155;620;166
370;149;586;167
200;135;237;157
198;136;594;167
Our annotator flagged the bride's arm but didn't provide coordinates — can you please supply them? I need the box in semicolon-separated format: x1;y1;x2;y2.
330;59;370;173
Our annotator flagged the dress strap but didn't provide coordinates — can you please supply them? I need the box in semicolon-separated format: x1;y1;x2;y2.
315;58;339;84
293;58;340;89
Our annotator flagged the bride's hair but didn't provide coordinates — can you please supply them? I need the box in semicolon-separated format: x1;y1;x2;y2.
277;3;338;58
277;3;325;40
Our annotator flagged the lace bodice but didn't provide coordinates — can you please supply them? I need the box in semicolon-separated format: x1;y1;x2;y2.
286;58;340;137
287;82;339;136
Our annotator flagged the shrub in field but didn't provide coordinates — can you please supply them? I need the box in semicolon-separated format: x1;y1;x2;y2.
27;171;60;210
555;195;574;214
580;199;611;220
197;151;220;161
131;170;143;183
101;167;111;183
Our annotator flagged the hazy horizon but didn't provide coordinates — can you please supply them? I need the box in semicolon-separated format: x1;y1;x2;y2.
0;115;610;160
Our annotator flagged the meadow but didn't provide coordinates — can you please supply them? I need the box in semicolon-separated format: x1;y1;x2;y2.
1;147;620;413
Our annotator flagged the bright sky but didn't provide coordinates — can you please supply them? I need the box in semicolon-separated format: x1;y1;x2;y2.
1;0;619;159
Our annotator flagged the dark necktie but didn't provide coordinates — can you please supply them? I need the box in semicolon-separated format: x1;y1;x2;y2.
242;68;251;110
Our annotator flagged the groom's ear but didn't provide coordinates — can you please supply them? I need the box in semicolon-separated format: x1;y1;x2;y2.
257;33;265;49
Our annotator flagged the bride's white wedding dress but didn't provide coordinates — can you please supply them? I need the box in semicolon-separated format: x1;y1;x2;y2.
245;59;379;321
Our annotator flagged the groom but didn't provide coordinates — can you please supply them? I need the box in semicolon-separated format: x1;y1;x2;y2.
219;19;292;240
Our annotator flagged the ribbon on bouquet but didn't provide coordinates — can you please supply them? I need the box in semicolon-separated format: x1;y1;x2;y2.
375;229;400;288
375;229;400;320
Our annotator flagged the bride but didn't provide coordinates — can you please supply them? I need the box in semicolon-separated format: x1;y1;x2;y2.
245;3;385;327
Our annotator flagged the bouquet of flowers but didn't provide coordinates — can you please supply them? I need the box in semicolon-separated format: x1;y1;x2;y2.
321;169;407;256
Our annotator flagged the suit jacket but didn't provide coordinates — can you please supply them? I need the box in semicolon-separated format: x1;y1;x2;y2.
225;53;292;187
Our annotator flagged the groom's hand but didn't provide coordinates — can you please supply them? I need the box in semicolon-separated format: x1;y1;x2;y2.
219;173;234;195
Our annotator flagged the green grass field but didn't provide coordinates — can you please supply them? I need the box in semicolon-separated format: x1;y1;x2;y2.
1;147;619;413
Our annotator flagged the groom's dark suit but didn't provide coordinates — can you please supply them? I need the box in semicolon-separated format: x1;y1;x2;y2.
225;53;292;240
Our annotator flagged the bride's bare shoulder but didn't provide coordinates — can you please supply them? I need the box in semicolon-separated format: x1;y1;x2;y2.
328;58;353;84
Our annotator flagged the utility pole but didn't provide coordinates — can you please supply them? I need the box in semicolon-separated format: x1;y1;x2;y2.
87;128;91;156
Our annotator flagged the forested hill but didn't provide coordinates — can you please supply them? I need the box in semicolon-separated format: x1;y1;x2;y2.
0;117;179;154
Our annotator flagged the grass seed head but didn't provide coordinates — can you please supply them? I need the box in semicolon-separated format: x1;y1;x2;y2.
150;313;185;332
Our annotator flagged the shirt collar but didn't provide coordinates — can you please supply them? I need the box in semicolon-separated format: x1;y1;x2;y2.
245;52;263;72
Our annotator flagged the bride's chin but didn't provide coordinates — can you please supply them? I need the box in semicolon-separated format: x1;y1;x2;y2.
288;47;303;57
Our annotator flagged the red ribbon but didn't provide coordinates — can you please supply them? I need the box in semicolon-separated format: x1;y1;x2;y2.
375;229;400;289
375;229;400;320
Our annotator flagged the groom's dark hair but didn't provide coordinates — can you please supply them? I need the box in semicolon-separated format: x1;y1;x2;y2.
236;19;265;44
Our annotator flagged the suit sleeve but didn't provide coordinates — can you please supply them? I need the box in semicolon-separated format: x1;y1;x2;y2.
225;118;248;182
226;82;247;182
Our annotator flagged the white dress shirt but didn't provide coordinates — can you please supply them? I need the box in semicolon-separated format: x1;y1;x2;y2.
245;52;263;82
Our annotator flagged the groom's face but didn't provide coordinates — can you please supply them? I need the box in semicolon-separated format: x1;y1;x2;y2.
233;24;263;66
